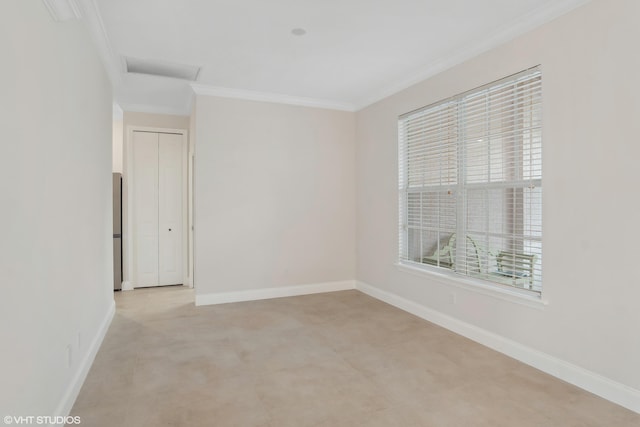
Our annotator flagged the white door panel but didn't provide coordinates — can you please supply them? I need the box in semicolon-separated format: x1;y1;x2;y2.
158;133;183;285
132;131;184;288
132;131;159;287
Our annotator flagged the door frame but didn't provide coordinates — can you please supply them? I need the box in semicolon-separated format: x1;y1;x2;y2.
123;126;190;290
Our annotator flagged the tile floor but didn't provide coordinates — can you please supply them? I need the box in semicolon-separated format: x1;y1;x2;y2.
69;287;640;426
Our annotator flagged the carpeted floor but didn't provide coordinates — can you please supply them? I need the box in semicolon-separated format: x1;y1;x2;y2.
69;286;640;426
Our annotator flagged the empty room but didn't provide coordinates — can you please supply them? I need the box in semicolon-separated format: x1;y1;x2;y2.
2;0;640;426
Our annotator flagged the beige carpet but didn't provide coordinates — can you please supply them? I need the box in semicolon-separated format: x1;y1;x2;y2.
70;286;639;426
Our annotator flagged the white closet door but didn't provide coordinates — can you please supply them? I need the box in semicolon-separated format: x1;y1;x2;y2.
132;131;159;287
158;133;184;285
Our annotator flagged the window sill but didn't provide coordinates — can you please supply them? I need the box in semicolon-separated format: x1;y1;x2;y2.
395;261;548;310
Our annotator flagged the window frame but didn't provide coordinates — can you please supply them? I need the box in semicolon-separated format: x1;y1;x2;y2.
398;66;543;299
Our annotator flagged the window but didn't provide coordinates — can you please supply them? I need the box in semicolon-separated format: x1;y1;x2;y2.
398;67;542;295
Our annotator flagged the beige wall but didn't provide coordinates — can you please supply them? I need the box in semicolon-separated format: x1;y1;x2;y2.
194;97;356;295
123;111;190;131
356;0;640;394
0;1;113;416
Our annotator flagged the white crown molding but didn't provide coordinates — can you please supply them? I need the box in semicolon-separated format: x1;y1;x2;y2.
42;0;82;21
190;84;357;112
353;0;592;110
63;0;590;116
75;0;122;87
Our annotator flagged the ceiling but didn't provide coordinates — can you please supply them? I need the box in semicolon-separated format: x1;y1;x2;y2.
89;0;590;115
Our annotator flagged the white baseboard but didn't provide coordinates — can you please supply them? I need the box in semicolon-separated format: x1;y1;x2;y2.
355;281;640;414
121;281;133;291
195;280;356;306
52;299;116;423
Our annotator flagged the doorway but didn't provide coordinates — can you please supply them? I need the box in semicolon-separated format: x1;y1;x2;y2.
123;126;190;289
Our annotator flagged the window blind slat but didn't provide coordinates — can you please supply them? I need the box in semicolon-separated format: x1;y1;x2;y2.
399;68;543;295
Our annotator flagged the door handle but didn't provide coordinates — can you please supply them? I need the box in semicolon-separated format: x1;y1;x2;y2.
168;228;172;231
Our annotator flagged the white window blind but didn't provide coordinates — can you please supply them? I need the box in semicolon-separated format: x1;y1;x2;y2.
399;67;542;295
